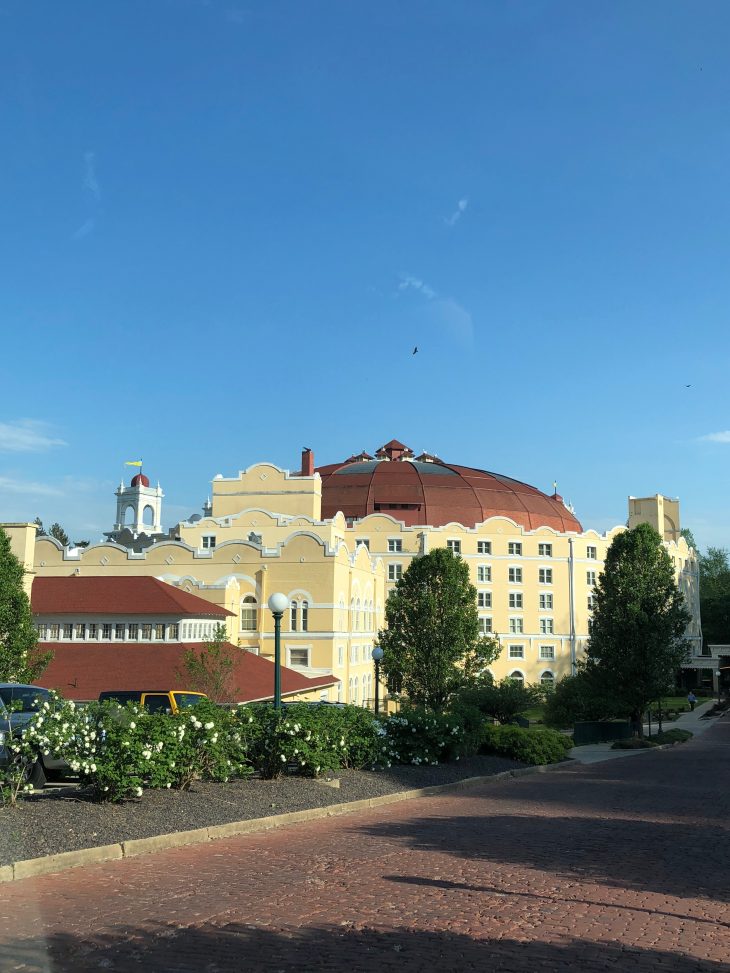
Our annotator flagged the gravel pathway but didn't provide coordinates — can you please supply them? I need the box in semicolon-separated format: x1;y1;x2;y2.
0;755;523;865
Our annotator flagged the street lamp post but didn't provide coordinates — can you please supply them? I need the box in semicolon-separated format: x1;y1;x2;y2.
268;593;289;710
372;645;384;715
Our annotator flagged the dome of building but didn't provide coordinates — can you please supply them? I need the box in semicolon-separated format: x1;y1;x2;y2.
316;439;582;532
131;472;150;488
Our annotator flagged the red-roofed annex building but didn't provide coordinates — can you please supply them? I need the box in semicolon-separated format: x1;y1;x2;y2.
30;577;337;703
5;439;702;700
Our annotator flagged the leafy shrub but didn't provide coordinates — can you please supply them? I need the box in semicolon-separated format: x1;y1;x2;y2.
245;703;385;779
611;737;658;750
383;707;464;766
456;680;541;726
543;672;622;729
653;729;692;745
481;725;572;765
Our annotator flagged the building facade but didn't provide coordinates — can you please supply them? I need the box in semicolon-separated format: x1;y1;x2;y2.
4;439;701;705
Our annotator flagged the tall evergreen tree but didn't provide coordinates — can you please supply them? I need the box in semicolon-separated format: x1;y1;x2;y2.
33;517;46;536
378;547;500;710
586;523;690;732
49;523;70;546
0;527;52;682
698;546;730;647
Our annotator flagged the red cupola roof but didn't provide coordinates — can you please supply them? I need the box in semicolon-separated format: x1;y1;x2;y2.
316;441;582;532
131;472;150;487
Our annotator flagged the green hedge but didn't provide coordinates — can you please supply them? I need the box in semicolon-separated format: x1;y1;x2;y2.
481;725;572;765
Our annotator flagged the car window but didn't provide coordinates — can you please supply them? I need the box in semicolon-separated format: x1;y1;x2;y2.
172;693;207;709
143;694;172;713
0;687;50;712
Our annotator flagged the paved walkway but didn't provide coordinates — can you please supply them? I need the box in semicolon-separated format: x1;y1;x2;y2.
1;719;728;972
569;698;720;764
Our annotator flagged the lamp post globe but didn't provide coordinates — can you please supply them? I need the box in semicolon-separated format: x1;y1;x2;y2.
371;645;383;715
268;593;289;709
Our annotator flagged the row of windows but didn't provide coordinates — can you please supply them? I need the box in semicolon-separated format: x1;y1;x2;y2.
239;597;311;633
507;644;557;660
37;621;187;641
389;563;599;587
478;592;555;609
348;672;374;705
509;670;556;687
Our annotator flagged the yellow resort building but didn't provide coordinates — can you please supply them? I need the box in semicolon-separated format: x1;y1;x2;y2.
4;439;701;706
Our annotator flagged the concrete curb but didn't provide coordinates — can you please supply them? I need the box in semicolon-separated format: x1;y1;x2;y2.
1;762;568;883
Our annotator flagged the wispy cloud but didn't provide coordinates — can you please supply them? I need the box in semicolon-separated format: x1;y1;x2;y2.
699;431;730;443
0;476;63;497
71;218;96;241
445;197;468;227
84;151;101;202
398;274;437;300
0;419;67;453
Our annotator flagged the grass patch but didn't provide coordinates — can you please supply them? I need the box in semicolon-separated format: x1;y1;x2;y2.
611;728;693;750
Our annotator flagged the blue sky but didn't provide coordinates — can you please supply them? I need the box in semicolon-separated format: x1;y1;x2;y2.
1;1;729;549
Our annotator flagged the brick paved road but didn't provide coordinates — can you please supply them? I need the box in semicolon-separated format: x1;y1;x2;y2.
1;719;729;973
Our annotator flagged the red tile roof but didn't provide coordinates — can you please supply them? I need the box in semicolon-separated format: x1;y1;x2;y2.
32;577;233;618
39;642;338;703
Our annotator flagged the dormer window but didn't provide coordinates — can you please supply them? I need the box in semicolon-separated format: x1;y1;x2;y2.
201;535;216;549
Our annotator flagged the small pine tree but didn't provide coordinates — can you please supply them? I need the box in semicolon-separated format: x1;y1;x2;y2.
179;623;238;703
0;527;52;682
33;517;46;536
49;523;70;546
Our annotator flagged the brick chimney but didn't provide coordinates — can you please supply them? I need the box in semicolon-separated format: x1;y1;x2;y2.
301;448;314;476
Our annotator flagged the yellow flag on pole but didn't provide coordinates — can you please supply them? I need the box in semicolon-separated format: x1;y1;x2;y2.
125;460;143;467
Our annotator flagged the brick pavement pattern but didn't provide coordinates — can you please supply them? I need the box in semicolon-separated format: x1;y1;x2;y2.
1;719;729;973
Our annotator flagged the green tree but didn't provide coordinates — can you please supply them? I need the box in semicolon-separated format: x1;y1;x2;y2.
49;523;70;546
680;527;698;552
378;547;500;711
698;547;730;647
543;670;623;729
0;527;52;682
33;517;46;536
179;624;239;703
586;523;691;733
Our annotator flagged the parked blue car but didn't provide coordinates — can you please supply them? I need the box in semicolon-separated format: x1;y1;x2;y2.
0;684;68;787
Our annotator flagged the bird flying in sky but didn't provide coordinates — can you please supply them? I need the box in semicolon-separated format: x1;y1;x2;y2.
412;346;418;355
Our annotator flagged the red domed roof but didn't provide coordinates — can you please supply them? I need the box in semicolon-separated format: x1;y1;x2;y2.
316;441;582;532
131;472;150;488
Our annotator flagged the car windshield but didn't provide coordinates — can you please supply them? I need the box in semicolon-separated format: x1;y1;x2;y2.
173;693;207;709
0;688;50;713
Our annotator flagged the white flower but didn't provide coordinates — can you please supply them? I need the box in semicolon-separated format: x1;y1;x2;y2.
204;722;214;730
129;721;136;729
155;741;164;751
142;750;152;760
280;754;286;762
166;783;171;789
135;787;143;797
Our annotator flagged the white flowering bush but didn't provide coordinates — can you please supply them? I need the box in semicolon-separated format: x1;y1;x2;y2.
382;707;464;767
246;703;386;779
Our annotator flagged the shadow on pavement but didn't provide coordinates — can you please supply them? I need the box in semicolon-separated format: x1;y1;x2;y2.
2;922;725;973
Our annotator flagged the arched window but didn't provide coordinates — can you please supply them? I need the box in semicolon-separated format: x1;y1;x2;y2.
290;600;298;632
301;600;309;632
124;505;135;525
143;505;155;526
240;595;257;632
509;670;524;686
356;599;361;631
540;670;555;689
350;598;355;633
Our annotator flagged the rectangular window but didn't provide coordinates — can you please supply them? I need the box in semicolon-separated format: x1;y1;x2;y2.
388;563;402;582
509;617;524;634
509;644;524;659
115;624;125;640
155;623;165;640
201;535;216;549
74;623;86;640
587;570;597;587
169;624;179;640
37;624;48;640
63;623;72;639
540;645;555;660
447;539;461;554
509;592;523;609
127;623;138;640
289;648;309;667
540;618;554;634
478;617;492;635
88;623;97;639
142;623;152;640
477;591;492;608
477;541;492;555
49;623;60;640
290;602;298;631
587;594;596;610
508;542;522;556
350;646;357;664
301;602;309;632
539;568;553;584
338;646;344;666
539;593;554;610
508;567;523;583
102;624;112;640
586;545;597;559
477;565;491;583
388;538;403;553
358;538;370;551
538;543;552;557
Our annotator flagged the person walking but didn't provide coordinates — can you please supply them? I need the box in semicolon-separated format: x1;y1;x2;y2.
687;691;697;712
